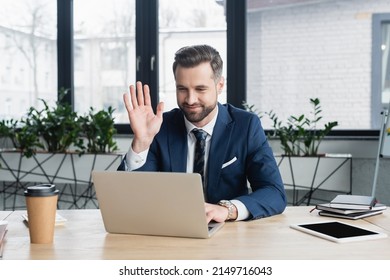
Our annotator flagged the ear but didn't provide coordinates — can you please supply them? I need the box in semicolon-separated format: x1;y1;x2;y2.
217;76;225;94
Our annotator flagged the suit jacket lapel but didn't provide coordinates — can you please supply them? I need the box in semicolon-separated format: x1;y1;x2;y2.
168;111;188;172
206;104;234;199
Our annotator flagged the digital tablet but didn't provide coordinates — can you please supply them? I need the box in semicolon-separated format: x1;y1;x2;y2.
290;220;388;243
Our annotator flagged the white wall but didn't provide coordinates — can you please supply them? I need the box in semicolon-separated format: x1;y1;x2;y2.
247;0;390;129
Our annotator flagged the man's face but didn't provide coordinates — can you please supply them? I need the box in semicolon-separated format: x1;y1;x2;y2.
175;62;224;127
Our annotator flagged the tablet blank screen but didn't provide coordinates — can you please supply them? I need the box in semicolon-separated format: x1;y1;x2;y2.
299;221;379;239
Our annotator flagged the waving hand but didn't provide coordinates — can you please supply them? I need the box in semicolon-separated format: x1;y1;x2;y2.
123;81;164;153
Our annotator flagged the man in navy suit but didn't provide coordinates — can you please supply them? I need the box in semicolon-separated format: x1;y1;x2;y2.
118;45;286;223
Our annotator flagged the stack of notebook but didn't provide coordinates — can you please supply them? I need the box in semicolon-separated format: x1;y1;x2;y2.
313;195;387;220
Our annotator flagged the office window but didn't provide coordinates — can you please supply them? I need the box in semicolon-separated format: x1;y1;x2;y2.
158;0;227;112
380;21;390;104
246;0;390;130
371;14;390;129
0;0;57;120
73;0;136;123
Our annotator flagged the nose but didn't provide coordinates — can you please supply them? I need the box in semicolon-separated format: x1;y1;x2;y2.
186;90;198;104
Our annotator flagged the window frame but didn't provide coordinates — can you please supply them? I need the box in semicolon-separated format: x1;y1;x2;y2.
57;0;74;107
56;0;381;137
372;13;390;130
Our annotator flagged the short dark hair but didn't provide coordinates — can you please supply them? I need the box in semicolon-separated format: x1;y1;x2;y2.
172;45;223;81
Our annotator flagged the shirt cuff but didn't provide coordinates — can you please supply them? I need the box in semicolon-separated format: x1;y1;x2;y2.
126;147;149;171
230;199;250;221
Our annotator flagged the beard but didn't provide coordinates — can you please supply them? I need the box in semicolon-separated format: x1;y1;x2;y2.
179;102;217;124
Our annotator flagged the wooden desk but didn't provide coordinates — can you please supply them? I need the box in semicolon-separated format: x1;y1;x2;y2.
365;210;390;232
1;207;389;260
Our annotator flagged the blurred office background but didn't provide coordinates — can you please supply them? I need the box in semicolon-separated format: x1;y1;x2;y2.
0;0;389;205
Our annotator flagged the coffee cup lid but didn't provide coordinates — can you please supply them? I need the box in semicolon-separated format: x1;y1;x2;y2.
24;184;59;197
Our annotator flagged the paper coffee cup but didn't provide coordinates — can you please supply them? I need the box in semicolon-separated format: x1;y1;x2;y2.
24;184;59;244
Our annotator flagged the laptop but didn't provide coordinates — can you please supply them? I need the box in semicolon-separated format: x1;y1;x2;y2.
91;171;224;238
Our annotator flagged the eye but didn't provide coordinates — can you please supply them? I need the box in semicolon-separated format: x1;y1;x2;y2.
176;87;187;93
196;87;208;93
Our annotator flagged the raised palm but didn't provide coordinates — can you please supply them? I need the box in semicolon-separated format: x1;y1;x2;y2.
123;82;164;153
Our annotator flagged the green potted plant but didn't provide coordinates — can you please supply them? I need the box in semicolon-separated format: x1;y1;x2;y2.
1;89;120;156
26;88;84;153
0;91;122;210
266;98;338;156
244;98;338;156
79;106;119;154
0;118;42;158
0;119;18;149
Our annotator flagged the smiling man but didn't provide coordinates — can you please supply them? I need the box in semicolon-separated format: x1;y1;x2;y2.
118;44;286;223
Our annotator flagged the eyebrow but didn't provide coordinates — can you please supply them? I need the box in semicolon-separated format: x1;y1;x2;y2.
176;83;210;88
